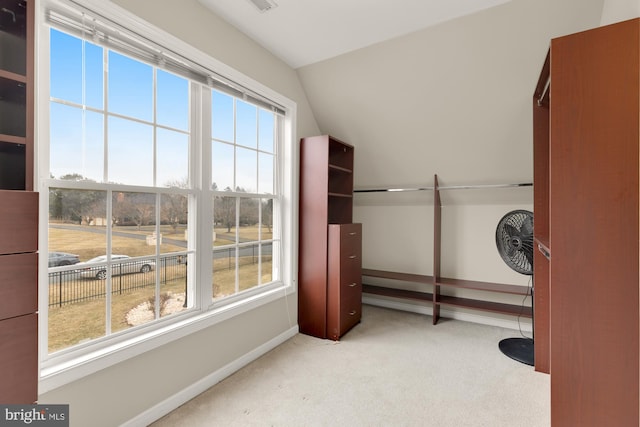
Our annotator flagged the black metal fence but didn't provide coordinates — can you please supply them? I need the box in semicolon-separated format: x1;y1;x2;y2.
48;244;272;308
48;255;187;307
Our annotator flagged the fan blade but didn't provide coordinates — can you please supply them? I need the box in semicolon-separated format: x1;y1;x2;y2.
504;224;520;238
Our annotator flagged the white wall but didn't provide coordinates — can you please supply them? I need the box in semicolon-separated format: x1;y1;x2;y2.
601;0;640;25
37;1;318;426
298;0;604;321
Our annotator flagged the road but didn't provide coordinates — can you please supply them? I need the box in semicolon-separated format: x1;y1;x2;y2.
49;224;272;260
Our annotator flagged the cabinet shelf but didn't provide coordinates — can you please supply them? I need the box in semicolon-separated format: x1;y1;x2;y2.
0;134;25;144
363;284;433;302
362;268;530;318
0;69;26;83
329;164;353;174
438;295;531;317
436;277;528;295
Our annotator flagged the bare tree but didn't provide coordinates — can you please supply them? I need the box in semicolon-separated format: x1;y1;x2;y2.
113;192;155;230
162;179;189;233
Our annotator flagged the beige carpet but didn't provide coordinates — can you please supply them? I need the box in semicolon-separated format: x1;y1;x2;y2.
151;305;550;426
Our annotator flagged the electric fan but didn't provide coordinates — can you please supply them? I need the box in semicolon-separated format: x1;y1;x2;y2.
495;209;534;366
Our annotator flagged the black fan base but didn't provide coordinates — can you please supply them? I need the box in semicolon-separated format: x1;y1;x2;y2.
499;337;534;366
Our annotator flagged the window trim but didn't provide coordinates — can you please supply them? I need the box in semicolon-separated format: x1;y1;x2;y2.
37;0;298;394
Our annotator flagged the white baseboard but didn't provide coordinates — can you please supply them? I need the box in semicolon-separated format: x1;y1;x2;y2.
362;296;532;333
122;325;299;427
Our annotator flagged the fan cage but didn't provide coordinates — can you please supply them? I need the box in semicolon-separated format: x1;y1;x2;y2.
495;210;534;275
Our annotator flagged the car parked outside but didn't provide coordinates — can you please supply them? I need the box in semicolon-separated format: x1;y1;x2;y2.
76;255;156;280
48;251;81;267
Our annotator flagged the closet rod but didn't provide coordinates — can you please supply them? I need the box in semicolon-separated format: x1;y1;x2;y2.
353;187;434;193
537;76;550;107
439;182;532;190
353;182;532;193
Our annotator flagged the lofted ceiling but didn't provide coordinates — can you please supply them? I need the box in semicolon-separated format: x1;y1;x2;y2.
197;0;512;69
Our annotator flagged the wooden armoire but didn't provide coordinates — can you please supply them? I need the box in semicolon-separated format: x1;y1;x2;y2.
533;18;639;426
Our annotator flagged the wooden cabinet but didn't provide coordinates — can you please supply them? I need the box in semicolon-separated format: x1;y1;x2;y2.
0;0;37;405
327;223;362;340
0;0;33;191
0;190;38;403
298;135;361;339
534;18;640;426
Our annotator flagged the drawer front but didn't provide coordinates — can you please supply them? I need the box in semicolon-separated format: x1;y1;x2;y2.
338;223;361;253
0;252;37;321
339;292;361;335
0;190;38;255
0;313;38;403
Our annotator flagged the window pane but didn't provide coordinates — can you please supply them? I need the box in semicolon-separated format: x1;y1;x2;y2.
160;193;189;256
214;196;236;244
238;244;259;292
50;29;104;110
108;51;153;122
212;140;234;191
111;192;157;333
84;41;104;110
212;90;233;142
236;146;257;192
213;195;236;299
213;247;236;300
261;199;274;240
108;116;153;186
50;104;104;181
112;192;156;257
157;128;189;187
258;109;274;153
50;29;82;104
258;152;273;194
157;70;189;131
238;197;260;291
261;243;273;284
48;189;107;353
236;100;257;148
159;192;190;314
239;198;259;237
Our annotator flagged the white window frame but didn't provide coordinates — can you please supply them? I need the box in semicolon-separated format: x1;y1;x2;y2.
37;0;297;394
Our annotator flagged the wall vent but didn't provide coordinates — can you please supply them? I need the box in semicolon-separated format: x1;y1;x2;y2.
247;0;278;13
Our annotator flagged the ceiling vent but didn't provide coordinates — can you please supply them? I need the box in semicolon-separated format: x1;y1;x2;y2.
247;0;278;13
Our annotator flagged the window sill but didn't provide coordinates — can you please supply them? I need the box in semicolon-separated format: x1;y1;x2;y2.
39;284;294;394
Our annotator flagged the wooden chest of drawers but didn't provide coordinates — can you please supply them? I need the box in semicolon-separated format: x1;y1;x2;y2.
0;190;38;403
327;223;362;340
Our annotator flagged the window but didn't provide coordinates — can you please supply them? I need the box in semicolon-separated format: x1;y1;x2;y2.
39;0;295;387
211;92;280;301
46;26;196;354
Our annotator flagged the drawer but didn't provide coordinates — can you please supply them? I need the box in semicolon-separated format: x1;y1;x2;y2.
0;313;38;403
0;190;38;255
336;293;361;338
340;278;361;299
339;258;361;285
0;252;37;321
337;223;361;252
